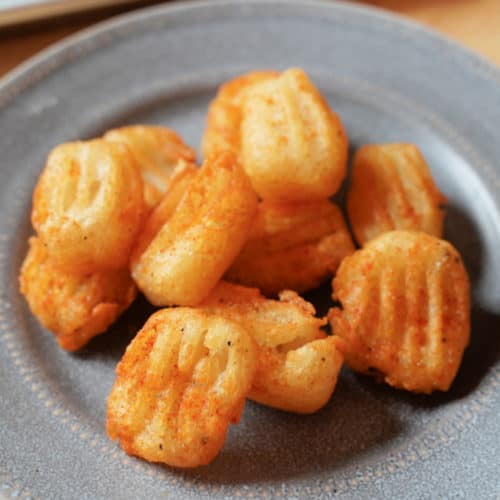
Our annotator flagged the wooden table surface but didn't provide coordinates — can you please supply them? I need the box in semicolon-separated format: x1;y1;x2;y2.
0;0;499;79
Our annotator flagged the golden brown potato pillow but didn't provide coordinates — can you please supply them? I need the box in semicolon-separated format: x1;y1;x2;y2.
201;281;344;414
328;230;470;393
31;139;144;273
131;152;257;306
107;307;257;467
226;199;355;295
347;143;446;245
19;237;136;351
240;68;348;201
203;68;348;201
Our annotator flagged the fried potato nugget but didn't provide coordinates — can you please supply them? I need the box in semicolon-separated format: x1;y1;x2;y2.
107;308;257;467
200;282;344;414
31;139;144;273
202;70;279;158
132;152;258;306
104;125;196;210
240;68;348;201
226;200;355;295
347;144;447;245
328;231;470;393
130;161;198;267
19;237;136;351
202;68;348;201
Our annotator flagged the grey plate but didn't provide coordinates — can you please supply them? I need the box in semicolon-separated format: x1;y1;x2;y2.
1;1;499;498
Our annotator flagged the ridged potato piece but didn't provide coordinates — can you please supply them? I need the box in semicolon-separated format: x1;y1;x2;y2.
130;162;198;268
19;237;136;351
202;70;279;158
31;139;144;273
328;230;470;393
131;152;258;306
347;143;447;245
104;126;196;210
200;281;344;414
226;200;355;295
240;68;348;201
107;308;257;468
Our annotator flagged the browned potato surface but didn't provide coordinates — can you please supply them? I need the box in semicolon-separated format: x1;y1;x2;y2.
201;282;344;413
347;143;446;245
240;68;348;200
104;125;196;210
31;139;144;273
202;68;348;201
202;70;278;158
19;237;136;351
131;152;258;306
130;161;198;268
328;230;470;393
107;308;257;467
226;199;355;295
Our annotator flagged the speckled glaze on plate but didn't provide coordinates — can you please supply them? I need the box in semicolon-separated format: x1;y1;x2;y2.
1;1;499;498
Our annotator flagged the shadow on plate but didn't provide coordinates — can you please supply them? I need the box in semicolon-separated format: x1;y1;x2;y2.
74;294;156;362
343;300;500;412
443;203;482;288
392;305;500;409
175;372;402;484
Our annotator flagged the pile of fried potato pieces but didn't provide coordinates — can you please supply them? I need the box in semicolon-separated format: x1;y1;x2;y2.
19;68;470;468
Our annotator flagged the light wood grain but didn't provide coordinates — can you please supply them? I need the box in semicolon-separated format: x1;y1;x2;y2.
361;0;500;66
0;23;88;77
0;0;141;28
0;0;499;78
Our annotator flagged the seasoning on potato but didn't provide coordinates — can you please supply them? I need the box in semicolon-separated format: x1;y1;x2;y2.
201;281;344;414
131;151;258;306
31;139;144;273
202;70;278;159
347;143;446;245
203;67;348;201
226;199;355;295
328;230;470;393
107;307;257;467
104;125;196;211
19;236;136;351
130;161;198;268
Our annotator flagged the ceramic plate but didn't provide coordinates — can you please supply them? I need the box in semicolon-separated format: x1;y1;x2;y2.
1;1;499;498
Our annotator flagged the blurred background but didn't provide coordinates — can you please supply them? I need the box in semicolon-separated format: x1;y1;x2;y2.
0;0;499;78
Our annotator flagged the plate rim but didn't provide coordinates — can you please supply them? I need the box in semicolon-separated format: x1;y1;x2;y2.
1;1;500;498
1;0;500;108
